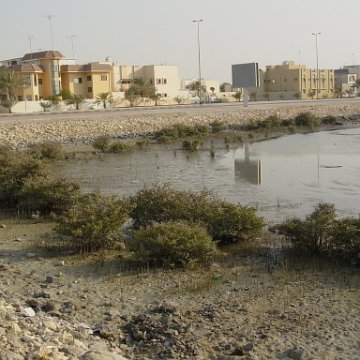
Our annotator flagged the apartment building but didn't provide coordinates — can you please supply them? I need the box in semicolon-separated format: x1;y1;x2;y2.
263;61;335;100
61;63;112;99
0;50;65;100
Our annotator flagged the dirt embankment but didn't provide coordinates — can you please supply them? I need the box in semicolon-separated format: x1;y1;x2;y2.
1;101;360;148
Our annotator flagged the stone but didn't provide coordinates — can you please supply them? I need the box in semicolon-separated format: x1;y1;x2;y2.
0;224;6;228
78;350;128;360
22;307;36;317
287;346;305;359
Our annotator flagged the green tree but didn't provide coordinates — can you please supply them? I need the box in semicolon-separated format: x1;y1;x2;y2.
95;92;113;109
210;86;215;95
249;91;258;101
66;94;84;110
233;90;242;102
190;80;206;98
58;88;72;100
173;96;185;105
307;90;316;99
333;86;344;98
0;70;29;113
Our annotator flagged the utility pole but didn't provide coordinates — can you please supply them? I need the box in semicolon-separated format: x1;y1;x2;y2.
45;15;55;50
312;32;321;100
27;35;34;61
192;19;203;104
66;34;77;59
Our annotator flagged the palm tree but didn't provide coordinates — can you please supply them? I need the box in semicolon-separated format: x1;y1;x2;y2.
124;88;139;107
132;78;156;100
66;94;84;110
190;80;206;98
150;92;162;106
96;92;113;109
40;101;52;112
0;70;29;113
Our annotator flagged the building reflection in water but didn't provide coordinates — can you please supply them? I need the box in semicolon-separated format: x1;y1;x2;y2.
234;143;262;185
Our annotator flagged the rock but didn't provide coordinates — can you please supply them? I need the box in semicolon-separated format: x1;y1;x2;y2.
78;350;127;360
0;224;6;228
22;307;36;317
45;275;54;283
286;346;305;359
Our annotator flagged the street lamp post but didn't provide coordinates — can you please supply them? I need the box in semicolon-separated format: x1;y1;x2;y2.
312;32;321;100
193;19;203;104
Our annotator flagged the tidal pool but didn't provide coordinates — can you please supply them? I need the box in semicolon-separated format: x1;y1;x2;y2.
56;127;360;223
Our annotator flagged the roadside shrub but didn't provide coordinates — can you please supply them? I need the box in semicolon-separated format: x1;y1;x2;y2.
258;115;282;129
294;112;320;128
28;142;64;160
130;184;263;245
54;192;131;253
18;176;80;215
92;135;111;152
108;141;133;153
321;115;338;125
129;221;217;267
210;120;227;133
281;118;295;127
155;123;209;143
182;138;201;151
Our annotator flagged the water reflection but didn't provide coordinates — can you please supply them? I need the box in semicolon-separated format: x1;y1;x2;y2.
56;127;360;222
234;144;262;185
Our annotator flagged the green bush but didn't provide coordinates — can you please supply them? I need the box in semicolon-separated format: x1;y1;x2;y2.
294;112;320;128
130;184;263;245
330;218;360;261
129;221;217;267
54;192;131;253
210;120;227;133
0;146;46;208
269;202;360;262
154;123;209;143
321;115;338;125
18;176;80;214
108;141;133;153
182;138;201;151
28;142;64;160
270;203;336;253
92;135;111;152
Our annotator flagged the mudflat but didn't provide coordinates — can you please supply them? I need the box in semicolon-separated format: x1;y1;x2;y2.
0;219;359;359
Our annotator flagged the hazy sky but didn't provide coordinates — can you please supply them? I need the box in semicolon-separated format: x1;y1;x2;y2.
1;0;359;82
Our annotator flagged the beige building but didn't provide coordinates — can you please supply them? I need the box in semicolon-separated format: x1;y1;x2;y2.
263;61;335;100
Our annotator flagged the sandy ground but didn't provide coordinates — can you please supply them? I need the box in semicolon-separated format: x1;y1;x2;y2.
0;219;359;359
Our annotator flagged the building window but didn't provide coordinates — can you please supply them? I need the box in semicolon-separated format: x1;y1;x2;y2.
35;95;38;101
157;78;161;84
100;75;107;81
33;75;37;86
23;74;31;85
150;79;153;85
26;95;32;101
88;87;93;93
163;79;167;84
39;78;43;85
87;75;92;81
18;96;23;101
74;78;83;84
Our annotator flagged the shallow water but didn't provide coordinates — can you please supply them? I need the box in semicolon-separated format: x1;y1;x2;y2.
56;128;360;223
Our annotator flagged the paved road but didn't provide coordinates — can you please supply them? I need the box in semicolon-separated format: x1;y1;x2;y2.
1;98;360;124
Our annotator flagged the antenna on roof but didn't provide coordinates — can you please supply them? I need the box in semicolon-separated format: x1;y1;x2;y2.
27;35;34;61
45;15;55;50
66;34;77;60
